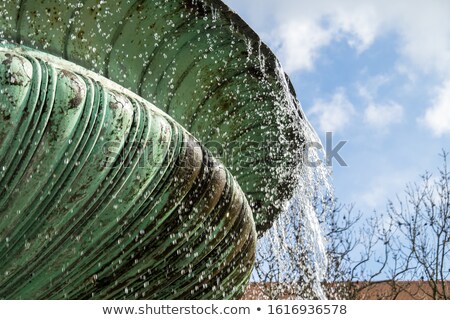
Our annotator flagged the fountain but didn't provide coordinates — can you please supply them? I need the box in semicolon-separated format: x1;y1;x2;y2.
0;0;324;299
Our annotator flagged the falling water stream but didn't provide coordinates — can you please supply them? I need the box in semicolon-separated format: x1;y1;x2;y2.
253;61;330;299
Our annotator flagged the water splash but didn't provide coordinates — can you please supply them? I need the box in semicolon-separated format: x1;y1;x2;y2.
250;62;331;299
0;0;331;299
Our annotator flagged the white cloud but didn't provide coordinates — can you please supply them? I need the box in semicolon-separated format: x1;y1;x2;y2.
272;21;332;72
393;3;450;74
328;5;379;53
225;0;450;75
364;103;404;129
266;3;379;73
357;75;391;101
423;81;450;136
308;89;355;132
357;77;404;130
225;0;450;137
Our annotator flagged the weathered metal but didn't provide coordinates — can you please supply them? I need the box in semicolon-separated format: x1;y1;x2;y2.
0;45;256;299
0;0;308;299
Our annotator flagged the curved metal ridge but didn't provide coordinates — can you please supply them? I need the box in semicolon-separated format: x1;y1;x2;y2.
0;46;256;299
0;0;307;233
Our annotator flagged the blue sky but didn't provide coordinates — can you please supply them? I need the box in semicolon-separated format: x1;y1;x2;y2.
223;0;450;215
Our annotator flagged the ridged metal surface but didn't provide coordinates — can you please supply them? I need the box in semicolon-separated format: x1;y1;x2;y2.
0;0;308;299
0;0;306;232
0;46;256;299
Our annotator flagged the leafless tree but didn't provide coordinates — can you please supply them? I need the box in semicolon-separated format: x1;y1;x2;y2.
246;151;450;300
371;151;450;299
335;151;450;300
248;185;365;300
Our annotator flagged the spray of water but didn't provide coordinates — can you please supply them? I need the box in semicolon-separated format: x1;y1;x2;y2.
0;0;332;299
250;62;332;300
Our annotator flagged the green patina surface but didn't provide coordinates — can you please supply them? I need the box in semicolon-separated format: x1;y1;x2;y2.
0;46;256;299
0;0;308;299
